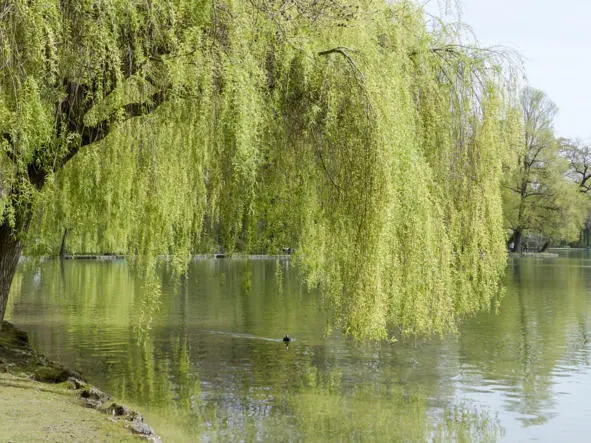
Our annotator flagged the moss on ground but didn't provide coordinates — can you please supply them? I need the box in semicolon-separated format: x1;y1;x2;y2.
0;373;143;442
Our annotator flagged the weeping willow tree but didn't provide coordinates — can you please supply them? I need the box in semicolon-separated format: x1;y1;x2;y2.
0;0;519;339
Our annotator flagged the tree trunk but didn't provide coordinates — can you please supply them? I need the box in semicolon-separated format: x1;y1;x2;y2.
0;189;34;327
0;221;25;327
507;231;515;251
539;241;549;253
59;227;69;258
513;230;523;253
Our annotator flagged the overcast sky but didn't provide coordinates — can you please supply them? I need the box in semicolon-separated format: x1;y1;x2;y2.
428;0;591;140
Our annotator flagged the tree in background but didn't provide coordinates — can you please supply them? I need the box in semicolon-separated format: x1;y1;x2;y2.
2;1;519;339
561;138;591;247
503;87;586;252
562;139;591;193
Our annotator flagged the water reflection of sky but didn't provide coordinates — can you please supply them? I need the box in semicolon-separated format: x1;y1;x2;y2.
452;361;591;442
449;249;591;442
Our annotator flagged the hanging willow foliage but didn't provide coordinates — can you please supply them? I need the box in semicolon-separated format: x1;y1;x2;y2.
1;0;519;339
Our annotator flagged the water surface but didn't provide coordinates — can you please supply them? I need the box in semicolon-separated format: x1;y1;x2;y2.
8;251;591;441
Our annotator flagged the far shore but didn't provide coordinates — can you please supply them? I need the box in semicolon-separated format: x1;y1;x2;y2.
508;251;559;258
19;253;294;263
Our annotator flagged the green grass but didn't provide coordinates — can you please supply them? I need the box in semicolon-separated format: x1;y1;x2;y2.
0;374;143;442
0;322;149;442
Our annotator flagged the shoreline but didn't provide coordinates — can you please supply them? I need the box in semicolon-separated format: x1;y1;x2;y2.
0;321;160;442
508;251;559;258
19;253;293;263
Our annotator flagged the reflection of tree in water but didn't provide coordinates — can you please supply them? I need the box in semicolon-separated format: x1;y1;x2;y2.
433;403;504;442
121;331;204;438
134;275;161;346
10;259;506;441
458;256;591;426
190;339;503;442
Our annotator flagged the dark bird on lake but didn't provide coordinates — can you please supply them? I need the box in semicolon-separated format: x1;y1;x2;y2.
283;335;291;343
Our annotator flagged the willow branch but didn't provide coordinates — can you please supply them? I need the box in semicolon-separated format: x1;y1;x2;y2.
318;47;365;82
58;89;168;172
1;133;17;164
318;46;374;118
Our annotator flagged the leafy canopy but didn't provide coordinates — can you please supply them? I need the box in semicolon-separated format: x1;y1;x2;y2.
1;0;520;339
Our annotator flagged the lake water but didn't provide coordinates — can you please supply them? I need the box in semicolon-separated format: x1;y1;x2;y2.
7;250;591;442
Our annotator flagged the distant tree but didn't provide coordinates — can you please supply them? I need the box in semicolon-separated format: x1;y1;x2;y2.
561;138;591;193
560;138;591;246
503;87;586;252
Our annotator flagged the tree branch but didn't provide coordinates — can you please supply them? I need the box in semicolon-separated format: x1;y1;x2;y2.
1;132;17;164
318;46;374;119
316;148;343;195
58;89;167;172
502;184;524;194
318;47;365;83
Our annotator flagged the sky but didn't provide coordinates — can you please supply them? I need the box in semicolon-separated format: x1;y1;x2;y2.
428;0;591;140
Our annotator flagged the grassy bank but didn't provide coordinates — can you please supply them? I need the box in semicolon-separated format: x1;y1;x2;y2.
0;322;159;442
